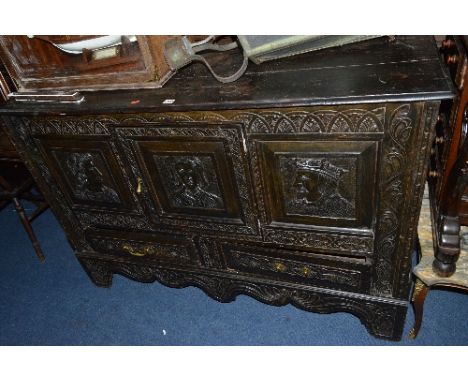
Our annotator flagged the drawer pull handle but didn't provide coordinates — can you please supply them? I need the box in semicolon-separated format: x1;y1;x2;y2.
136;177;143;194
122;243;148;257
435;136;444;144
441;39;455;50
428;170;439;178
447;54;459;65
274;262;286;272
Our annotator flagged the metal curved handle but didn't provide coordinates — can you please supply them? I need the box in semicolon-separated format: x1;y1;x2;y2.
122;244;148;257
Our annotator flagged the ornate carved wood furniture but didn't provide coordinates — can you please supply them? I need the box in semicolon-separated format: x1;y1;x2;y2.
410;186;468;339
0;62;49;261
0;36;453;340
429;36;468;277
0;125;49;261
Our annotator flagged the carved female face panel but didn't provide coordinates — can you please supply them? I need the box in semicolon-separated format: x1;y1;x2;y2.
81;155;103;192
60;151;120;204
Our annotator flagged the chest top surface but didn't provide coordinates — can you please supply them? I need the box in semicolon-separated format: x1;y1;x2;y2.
0;35;454;116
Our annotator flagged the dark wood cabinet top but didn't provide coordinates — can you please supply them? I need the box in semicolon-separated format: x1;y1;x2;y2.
0;35;454;115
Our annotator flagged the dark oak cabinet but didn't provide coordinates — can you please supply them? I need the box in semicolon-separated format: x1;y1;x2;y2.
0;36;453;340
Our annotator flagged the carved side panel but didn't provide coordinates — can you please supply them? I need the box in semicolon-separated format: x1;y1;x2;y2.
392;102;439;298
371;103;426;297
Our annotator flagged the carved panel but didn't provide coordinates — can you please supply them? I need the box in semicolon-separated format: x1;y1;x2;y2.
197;237;223;268
251;139;378;255
231;107;386;134
280;157;356;219
153;155;225;210
371;104;421;296
75;211;153;230
257;140;378;227
108;105;386;135
52;150;121;204
116;122;259;237
262;228;373;255
392;102;438;298
33;137;135;212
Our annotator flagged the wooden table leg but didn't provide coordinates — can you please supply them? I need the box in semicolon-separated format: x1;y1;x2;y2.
409;278;430;339
12;197;45;262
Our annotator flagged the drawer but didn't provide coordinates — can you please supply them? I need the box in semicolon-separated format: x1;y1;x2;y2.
220;242;370;293
85;229;200;266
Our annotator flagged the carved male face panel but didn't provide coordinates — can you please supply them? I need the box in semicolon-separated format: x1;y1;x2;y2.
175;160;199;190
293;170;324;203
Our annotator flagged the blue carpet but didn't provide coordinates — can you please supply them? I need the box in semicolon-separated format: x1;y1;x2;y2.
0;204;467;345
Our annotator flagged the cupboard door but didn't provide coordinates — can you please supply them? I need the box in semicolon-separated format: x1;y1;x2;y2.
27;119;152;231
115;122;260;237
252;138;381;257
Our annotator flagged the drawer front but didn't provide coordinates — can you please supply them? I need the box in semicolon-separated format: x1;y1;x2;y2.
85;229;200;265
220;241;370;293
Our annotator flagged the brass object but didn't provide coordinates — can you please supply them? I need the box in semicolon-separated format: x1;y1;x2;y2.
428;170;439;178
441;39;455;50
447;54;459;65
435;136;445;144
302;266;311;277
136;177;143;194
122;243;147;257
274;262;286;272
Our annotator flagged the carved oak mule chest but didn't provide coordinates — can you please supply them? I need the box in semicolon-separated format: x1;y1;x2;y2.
0;36;453;340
